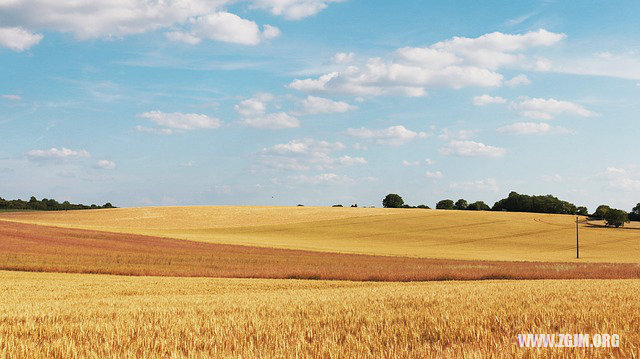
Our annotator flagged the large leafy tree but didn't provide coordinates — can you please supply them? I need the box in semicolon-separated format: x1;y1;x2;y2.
605;209;629;228
467;201;490;211
630;203;640;221
436;199;455;210
454;199;468;210
382;194;404;208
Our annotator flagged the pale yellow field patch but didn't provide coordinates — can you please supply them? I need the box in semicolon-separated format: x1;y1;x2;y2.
1;206;639;262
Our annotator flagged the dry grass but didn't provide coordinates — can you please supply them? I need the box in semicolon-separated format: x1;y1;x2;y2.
0;271;638;358
2;207;639;263
2;220;640;281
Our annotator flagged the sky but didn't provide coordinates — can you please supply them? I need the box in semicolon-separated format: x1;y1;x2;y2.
1;1;639;211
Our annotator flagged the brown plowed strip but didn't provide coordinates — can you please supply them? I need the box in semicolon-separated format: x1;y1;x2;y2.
1;220;639;281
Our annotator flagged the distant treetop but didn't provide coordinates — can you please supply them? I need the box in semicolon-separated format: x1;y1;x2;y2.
0;196;116;211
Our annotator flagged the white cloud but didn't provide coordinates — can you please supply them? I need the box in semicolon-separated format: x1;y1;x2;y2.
2;94;22;100
138;111;222;132
96;160;116;170
235;94;273;116
424;158;434;165
550;51;640;81
346;125;428;146
602;167;640;191
332;52;354;64
241;112;299;129
438;128;476;140
27;147;90;161
301;96;356;114
0;27;42;51
505;74;531;87
258;138;365;171
188;12;280;46
606;167;626;175
250;0;345;20
440;140;506;158
402;160;419;167
289;29;564;97
497;122;570;135
473;94;506;106
165;31;202;45
0;2;282;47
512;97;596;120
450;178;499;192
426;171;443;179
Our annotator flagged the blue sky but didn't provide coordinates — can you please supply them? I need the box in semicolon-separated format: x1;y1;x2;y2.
1;1;639;211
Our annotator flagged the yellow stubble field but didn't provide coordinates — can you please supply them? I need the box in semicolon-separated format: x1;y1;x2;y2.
0;270;638;358
2;206;639;262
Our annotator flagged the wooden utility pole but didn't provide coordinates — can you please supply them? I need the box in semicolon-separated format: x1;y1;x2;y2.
576;215;579;259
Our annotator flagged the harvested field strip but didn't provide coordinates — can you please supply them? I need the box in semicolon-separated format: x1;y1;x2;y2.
1;220;640;281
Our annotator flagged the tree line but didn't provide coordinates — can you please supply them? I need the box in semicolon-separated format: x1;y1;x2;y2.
382;192;640;227
0;196;115;211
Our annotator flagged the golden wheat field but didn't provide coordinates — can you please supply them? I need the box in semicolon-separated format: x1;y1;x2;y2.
0;270;638;358
2;206;639;262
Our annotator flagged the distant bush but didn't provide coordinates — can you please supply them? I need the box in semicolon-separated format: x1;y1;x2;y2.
332;204;343;207
454;199;468;210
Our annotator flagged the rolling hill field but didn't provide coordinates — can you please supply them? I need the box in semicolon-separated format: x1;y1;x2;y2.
1;206;639;263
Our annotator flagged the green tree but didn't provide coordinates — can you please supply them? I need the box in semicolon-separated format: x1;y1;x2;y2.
454;199;468;210
436;199;455;210
593;205;611;219
467;201;490;211
629;203;640;221
382;194;404;208
604;208;629;228
576;206;589;216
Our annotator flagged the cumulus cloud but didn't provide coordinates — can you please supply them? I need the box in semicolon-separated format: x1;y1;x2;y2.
250;0;345;20
0;1;286;47
473;94;506;106
505;74;531;87
602;166;640;191
450;178;499;192
137;111;221;134
425;171;443;179
289;29;565;97
27;147;90;161
235;94;273;116
332;52;354;64
497;122;570;135
440;140;506;158
240;112;300;129
346;125;428;146
258;138;366;171
300;96;357;114
512;97;596;120
235;94;299;129
96;160;116;170
0;27;42;51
